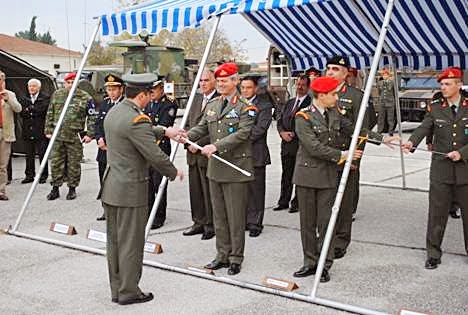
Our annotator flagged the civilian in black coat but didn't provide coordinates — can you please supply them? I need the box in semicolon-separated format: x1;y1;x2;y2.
274;75;311;213
19;78;50;184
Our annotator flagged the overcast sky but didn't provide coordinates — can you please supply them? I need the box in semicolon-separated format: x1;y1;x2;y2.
1;0;271;62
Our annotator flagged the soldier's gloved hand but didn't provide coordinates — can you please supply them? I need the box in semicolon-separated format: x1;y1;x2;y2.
201;144;217;158
382;135;400;149
83;135;92;144
447;151;461;161
401;141;413;154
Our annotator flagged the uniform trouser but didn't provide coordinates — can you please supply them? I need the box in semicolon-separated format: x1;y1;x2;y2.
247;166;266;229
24;138;49;179
188;162;213;231
103;203;146;301
0;136;11;195
427;181;468;260
334;169;360;251
148;166;167;224
297;186;336;270
377;104;395;134
209;180;249;264
50;139;82;187
278;153;298;208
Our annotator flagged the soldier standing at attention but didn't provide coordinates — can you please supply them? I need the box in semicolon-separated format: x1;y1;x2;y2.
144;79;178;229
45;72;96;200
101;73;183;305
293;77;364;282
95;74;124;221
183;69;218;240
377;68;396;135
187;63;256;275
240;76;272;237
403;67;468;270
274;75;311;213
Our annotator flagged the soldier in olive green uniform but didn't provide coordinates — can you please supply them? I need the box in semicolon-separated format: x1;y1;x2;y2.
403;67;468;270
44;72;96;200
325;56;379;259
187;63;256;276
101;73;183;305
377;68;396;135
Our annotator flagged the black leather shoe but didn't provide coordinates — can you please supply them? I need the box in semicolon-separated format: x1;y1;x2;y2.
334;248;346;259
204;260;229;270
21;177;34;184
273;204;288;211
66;187;77;200
293;266;316;278
228;263;241;275
249;229;262;237
449;207;461;219
320;269;330;283
47;186;60;200
39;177;47;184
151;221;164;229
118;292;154;305
111;297;118;303
425;258;441;270
183;225;204;236
96;214;106;221
288;207;298;213
201;230;215;240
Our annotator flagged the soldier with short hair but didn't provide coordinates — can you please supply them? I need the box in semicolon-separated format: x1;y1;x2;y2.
377;68;396;135
403;67;468;270
45;72;96;200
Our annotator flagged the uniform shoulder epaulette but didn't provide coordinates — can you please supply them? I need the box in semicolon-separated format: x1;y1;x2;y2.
295;111;310;120
132;114;151;124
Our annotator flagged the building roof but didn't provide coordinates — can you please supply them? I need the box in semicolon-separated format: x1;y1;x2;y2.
0;33;82;58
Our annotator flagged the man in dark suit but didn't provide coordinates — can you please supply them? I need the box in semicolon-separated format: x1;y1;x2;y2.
95;74;124;221
19;78;50;184
241;76;272;237
145;79;178;229
403;67;468;269
274;75;311;213
183;69;218;240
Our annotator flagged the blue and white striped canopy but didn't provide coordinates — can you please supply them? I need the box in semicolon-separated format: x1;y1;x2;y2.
100;0;468;71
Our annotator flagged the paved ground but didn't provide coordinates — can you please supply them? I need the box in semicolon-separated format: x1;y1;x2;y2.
1;121;467;315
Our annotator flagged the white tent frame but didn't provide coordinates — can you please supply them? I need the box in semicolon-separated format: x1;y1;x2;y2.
9;0;437;313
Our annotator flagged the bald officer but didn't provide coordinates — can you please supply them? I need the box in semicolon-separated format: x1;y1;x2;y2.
187;63;256;275
101;73;183;305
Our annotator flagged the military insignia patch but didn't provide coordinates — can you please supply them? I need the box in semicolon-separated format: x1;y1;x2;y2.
231;95;239;104
132;114;151;124
226;109;239;118
339;58;345;65
295;111;309;120
227;126;237;133
206;110;216;117
168;108;175;117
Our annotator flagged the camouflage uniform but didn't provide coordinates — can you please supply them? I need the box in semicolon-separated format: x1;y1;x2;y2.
377;78;396;134
45;87;96;188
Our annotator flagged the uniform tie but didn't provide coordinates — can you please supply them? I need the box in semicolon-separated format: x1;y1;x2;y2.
324;109;329;125
201;95;208;112
451;104;457;118
221;98;228;112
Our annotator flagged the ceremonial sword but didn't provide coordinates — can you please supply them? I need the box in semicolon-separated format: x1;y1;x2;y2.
182;138;252;177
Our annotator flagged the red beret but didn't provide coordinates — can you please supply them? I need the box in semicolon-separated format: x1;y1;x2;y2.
64;72;77;81
437;67;462;82
310;77;340;93
214;63;238;78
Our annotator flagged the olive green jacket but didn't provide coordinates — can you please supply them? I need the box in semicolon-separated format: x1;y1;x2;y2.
187;93;255;183
409;95;468;185
101;98;177;207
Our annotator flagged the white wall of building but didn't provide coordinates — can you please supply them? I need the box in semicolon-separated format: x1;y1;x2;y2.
15;53;82;76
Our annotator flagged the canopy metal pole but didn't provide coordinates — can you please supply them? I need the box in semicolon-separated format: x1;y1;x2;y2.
7;230;389;315
390;55;407;189
310;0;396;298
145;15;222;239
11;19;102;233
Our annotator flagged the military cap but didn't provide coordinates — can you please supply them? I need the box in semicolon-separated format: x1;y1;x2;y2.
64;72;77;81
122;73;159;89
326;56;350;68
214;63;238;78
310;76;340;93
104;74;123;86
305;67;320;77
437;67;463;82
